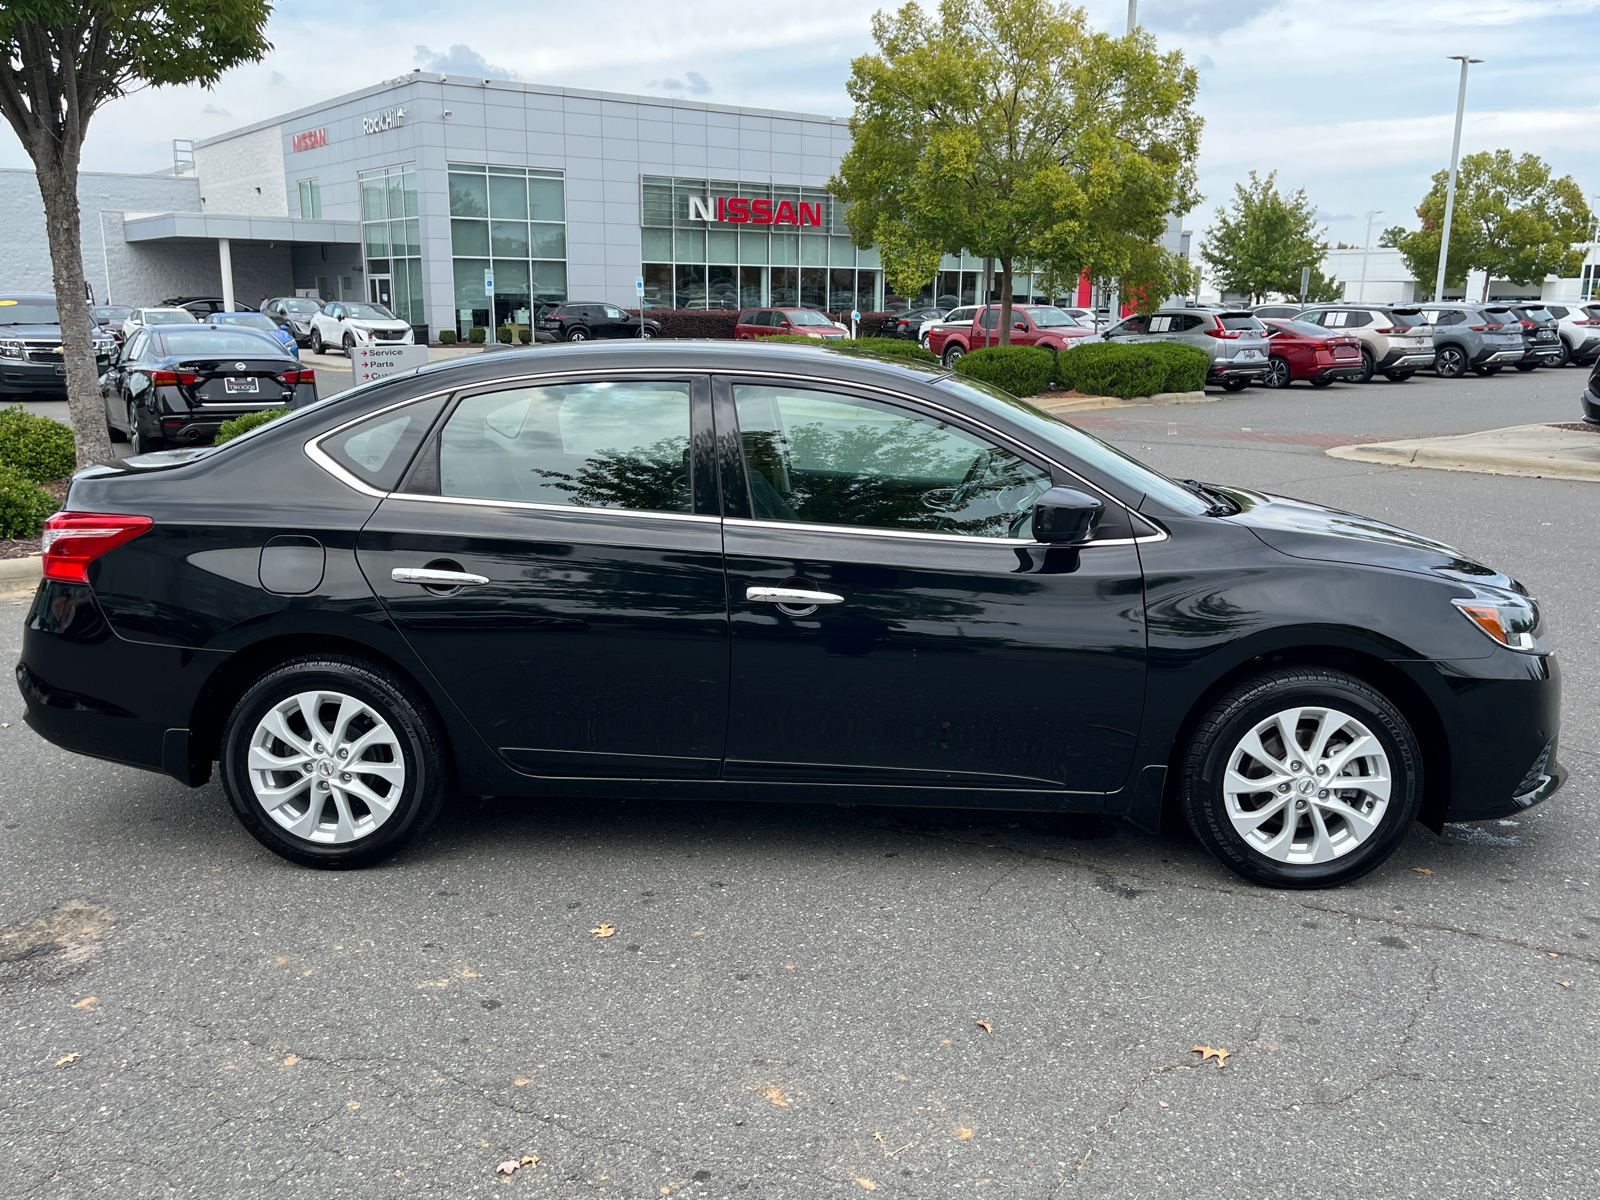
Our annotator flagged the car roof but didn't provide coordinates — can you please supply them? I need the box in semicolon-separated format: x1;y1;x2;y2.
0;293;55;303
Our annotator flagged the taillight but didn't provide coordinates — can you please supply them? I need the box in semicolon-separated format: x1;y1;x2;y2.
1519;320;1536;329
41;512;153;584
281;369;315;385
1574;318;1599;325
1469;324;1503;331
1307;341;1329;351
1376;326;1410;334
1202;327;1242;339
149;369;200;386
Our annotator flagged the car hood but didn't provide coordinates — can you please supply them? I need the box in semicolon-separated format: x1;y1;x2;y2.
1215;485;1520;591
347;319;409;330
0;323;65;339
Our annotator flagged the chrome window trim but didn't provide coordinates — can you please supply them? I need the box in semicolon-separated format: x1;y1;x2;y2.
385;491;721;525
724;516;1151;549
301;364;1166;542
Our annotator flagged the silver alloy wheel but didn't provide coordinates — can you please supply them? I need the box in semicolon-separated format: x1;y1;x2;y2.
247;689;406;844
1266;356;1291;388
1222;705;1391;864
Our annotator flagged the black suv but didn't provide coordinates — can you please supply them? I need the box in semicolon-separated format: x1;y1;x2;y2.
535;302;661;341
1504;304;1564;372
0;293;117;398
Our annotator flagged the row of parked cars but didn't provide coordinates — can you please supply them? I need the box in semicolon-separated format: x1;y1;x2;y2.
92;295;416;357
899;297;1598;391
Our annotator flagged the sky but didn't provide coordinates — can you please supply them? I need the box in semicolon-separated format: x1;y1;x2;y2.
7;0;1600;252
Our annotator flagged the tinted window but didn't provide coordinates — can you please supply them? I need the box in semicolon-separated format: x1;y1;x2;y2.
124;332;150;361
143;310;195;325
1272;320;1330;338
1173;313;1205;331
91;306;132;321
1381;310;1421;328
1342;311;1372;328
323;397;446;492
1546;306;1569;319
733;384;1052;538
1434;311;1463;326
738;311;758;325
1219;315;1266;331
155;329;288;356
1519;307;1554;322
788;311;834;327
439;380;693;512
212;314;280;333
981;309;1000;329
1297;311;1326;326
280;298;322;314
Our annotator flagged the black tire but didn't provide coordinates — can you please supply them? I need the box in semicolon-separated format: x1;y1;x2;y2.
942;344;965;368
1434;345;1467;378
1264;356;1293;389
1180;667;1422;888
1552;340;1571;368
1382;371;1413;382
1514;359;1539;372
1309;377;1335;388
127;401;162;454
309;328;325;355
1473;364;1502;377
639;326;655;340
220;655;450;870
567;326;591;342
342;332;356;356
1222;378;1251;392
1355;347;1376;384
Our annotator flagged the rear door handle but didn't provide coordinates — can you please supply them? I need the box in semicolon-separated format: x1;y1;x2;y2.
392;567;489;586
745;586;844;606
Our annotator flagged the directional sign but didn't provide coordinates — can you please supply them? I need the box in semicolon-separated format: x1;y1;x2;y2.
851;310;861;322
354;343;428;385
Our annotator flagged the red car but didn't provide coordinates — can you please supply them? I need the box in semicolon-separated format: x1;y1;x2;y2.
733;308;851;340
928;304;1096;366
1260;318;1366;388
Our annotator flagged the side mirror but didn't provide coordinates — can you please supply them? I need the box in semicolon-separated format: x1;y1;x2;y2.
1014;321;1028;331
1032;486;1105;545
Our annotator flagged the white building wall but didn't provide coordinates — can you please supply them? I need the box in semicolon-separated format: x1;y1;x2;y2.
191;124;288;216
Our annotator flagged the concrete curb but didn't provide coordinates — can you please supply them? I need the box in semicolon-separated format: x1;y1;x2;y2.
0;556;41;591
1326;423;1600;483
1034;389;1212;413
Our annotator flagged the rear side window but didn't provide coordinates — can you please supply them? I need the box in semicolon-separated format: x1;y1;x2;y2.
1546;306;1569;319
1342;311;1373;328
322;396;446;492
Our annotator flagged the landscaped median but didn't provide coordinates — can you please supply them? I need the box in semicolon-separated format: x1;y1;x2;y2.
1326;422;1600;482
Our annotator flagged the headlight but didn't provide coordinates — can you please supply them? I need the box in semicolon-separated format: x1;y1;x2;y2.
0;340;22;360
1452;587;1542;652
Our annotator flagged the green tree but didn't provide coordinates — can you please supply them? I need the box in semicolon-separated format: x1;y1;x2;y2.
0;2;272;468
1200;171;1329;303
832;0;1201;343
1383;150;1591;301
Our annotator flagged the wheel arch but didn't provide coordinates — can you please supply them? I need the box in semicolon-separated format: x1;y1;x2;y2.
1157;644;1452;835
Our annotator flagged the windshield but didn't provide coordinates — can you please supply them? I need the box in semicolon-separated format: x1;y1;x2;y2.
143;310;196;325
213;314;280;332
1517;307;1554;322
1026;307;1082;328
280;299;322;314
343;303;397;321
0;301;60;325
933;375;1210;515
786;310;835;327
156;329;289;356
91;306;132;321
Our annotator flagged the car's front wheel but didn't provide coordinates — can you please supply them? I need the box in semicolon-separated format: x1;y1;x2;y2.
1222;378;1251;392
1180;667;1421;888
221;656;450;869
1264;356;1293;389
342;332;356;356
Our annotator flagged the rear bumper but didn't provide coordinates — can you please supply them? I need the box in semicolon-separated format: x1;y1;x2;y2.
1472;346;1525;366
1312;362;1364;380
1377;348;1436;369
1207;360;1269;383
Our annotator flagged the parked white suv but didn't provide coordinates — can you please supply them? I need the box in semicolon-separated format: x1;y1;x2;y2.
1536;303;1600;367
308;302;413;355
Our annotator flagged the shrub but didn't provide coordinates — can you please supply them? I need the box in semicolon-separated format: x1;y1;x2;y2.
468;326;487;344
762;335;939;364
632;309;741;339
0;462;59;537
496;326;513;344
954;345;1057;397
439;329;458;344
1140;342;1211;393
518;328;532;345
0;406;75;482
215;408;289;444
1053;342;1168;399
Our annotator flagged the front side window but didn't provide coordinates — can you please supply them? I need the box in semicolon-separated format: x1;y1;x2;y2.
732;384;1053;539
439;380;693;513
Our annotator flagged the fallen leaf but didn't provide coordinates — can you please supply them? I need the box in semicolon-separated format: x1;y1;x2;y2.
591;924;616;938
519;1154;539;1167
975;1020;992;1034
853;1177;878;1190
1;722;10;727
873;1131;884;1143
1560;981;1573;988
761;1086;789;1107
496;1160;519;1176
1159;1101;1169;1108
54;1053;80;1066
940;1039;952;1046
281;1054;300;1069
71;996;98;1010
955;1125;974;1140
514;1077;531;1086
1548;952;1560;958
346;1100;360;1110
276;956;288;965
784;963;795;970
1412;867;1433;875
1192;1045;1231;1068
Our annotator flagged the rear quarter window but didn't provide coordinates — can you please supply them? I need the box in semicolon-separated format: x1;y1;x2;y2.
320;396;447;492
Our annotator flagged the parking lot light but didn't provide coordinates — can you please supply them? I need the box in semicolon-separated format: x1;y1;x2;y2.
1436;56;1483;302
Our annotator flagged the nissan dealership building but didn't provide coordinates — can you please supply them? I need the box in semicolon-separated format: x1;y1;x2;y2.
2;73;1078;341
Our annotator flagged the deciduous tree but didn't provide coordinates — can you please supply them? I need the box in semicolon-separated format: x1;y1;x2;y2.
0;2;272;468
832;0;1201;343
1200;171;1329;303
1383;150;1590;301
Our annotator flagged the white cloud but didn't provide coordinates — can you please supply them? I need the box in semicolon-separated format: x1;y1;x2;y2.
413;44;517;80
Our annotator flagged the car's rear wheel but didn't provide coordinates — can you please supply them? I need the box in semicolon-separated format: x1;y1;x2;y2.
309;328;324;355
1355;348;1376;383
1434;346;1467;378
1309;377;1335;388
942;344;965;368
1515;359;1540;372
127;402;162;454
1264;357;1292;389
1551;340;1571;368
221;656;449;869
1180;667;1421;888
567;327;590;342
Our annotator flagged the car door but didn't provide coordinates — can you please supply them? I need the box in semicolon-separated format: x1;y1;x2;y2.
1104;313;1149;344
600;304;631;338
103;330;147;430
355;373;730;778
715;376;1147;794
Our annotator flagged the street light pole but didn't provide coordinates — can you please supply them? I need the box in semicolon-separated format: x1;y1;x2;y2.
1358;210;1382;302
1435;55;1482;302
1128;1;1137;33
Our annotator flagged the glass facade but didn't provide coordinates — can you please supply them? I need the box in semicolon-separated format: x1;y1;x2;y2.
449;163;567;338
640;175;880;312
357;165;421;325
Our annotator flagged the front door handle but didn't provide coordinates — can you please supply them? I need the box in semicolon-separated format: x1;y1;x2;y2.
392;567;489;586
746;586;843;606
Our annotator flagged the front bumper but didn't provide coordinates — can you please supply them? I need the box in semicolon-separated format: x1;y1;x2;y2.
0;356;111;396
1580;384;1600;423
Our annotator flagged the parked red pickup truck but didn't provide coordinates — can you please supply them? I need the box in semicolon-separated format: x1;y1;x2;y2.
927;304;1097;367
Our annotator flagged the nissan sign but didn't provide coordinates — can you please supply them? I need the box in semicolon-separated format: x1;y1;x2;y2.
291;128;327;152
686;195;825;227
363;107;406;135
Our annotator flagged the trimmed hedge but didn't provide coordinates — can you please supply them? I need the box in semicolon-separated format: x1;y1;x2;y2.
215;408;289;444
627;309;741;339
0;462;59;537
763;335;938;363
468;326;487;344
438;329;458;344
518;328;532;345
953;345;1057;398
0;406;75;481
1054;341;1210;399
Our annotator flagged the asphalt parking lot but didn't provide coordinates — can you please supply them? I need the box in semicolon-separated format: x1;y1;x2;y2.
1;365;1596;1198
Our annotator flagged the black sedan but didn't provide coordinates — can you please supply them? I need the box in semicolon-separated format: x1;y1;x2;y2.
878;306;944;340
100;326;315;453
25;343;1561;886
535;302;661;341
